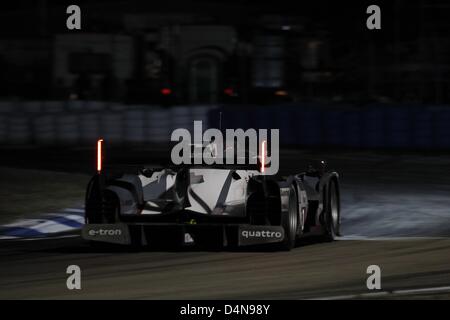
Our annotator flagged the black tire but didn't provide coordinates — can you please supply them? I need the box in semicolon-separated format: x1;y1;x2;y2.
323;180;340;241
279;185;298;251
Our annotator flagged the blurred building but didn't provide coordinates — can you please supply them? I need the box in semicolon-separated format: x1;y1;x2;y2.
0;0;448;105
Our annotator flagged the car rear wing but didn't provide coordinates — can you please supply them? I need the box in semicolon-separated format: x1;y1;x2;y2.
95;138;267;176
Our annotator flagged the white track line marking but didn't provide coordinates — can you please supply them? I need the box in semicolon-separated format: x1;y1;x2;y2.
28;220;79;233
0;208;84;240
392;286;450;295
310;285;450;300
63;208;84;213
45;213;84;222
0;235;19;240
2;219;49;228
337;236;450;241
1;234;80;241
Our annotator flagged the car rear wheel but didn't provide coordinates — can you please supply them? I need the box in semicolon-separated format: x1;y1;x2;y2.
279;185;298;251
323;180;340;241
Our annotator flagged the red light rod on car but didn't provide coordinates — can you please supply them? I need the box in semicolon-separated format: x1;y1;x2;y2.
260;140;266;173
97;138;104;173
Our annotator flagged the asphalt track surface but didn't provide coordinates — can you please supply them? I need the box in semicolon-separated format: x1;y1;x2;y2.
1;147;450;299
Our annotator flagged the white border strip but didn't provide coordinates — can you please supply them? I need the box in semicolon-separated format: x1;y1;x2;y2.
0;234;79;241
337;235;450;241
310;285;450;300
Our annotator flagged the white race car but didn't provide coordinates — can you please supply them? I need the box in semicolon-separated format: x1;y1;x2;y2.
83;140;340;250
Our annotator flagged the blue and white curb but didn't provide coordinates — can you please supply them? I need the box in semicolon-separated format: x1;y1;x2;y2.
0;208;84;240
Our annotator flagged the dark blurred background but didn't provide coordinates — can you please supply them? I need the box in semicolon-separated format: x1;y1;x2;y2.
0;0;449;149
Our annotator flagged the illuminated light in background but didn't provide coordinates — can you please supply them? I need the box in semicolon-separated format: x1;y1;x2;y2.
161;88;172;95
224;88;234;96
97;138;104;173
275;90;289;96
260;140;266;173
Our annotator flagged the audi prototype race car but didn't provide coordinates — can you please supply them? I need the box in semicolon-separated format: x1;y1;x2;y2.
82;140;341;250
